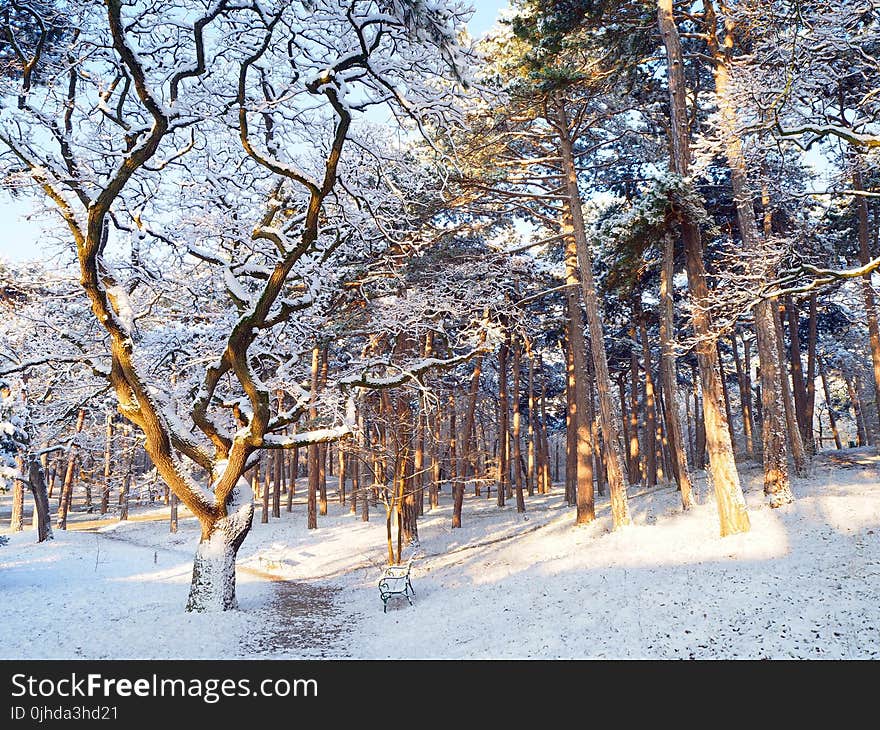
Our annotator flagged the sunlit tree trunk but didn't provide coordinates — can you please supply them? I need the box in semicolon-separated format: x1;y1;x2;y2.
629;326;643;486
318;347;329;516
564;325;576;505
659;0;749;533
562;288;595;521
639;317;658;487
555;94;630;528
450;393;463;527
288;446;297;513
10;457;24;532
853;164;880;442
101;414;113;515
527;345;536;496
338;442;347;505
708;3;792;507
538;367;551;494
497;341;509;507
307;346;320;530
512;341;526;513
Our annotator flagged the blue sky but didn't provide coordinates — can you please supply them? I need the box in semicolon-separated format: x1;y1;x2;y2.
0;2;510;264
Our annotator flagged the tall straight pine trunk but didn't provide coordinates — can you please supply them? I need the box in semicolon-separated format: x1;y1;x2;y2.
554;95;629;528
660;234;694;510
853;164;880;442
708;1;793;506
772;302;808;475
658;0;749;533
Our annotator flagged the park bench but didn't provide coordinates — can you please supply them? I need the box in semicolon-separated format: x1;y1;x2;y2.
378;555;416;612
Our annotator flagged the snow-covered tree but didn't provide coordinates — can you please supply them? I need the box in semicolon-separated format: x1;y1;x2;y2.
0;0;477;610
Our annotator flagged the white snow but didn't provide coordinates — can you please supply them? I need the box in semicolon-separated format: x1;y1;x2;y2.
1;449;878;659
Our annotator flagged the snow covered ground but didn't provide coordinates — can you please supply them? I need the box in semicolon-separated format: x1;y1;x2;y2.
1;449;878;659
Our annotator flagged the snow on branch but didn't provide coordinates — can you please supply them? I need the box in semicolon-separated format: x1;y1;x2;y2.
761;256;880;299
340;348;491;389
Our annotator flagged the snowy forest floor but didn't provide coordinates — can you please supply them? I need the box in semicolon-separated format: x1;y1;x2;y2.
1;448;878;659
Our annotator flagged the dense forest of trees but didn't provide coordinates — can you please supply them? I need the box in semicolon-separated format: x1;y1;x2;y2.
1;0;879;612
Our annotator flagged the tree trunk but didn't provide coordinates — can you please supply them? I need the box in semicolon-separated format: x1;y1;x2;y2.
847;374;868;447
588;361;606;497
186;481;254;612
853;164;880;442
629;328;643;486
11;459;24;532
288;447;297;512
430;398;441;509
692;362;706;468
562;286;596;521
527;346;536;496
564;329;577;505
450;393;463;527
660;0;749;534
170;491;179;534
351;450;359;515
319;347;330;515
772;301;808;475
539;371;551;494
817;354;842;450
512;341;526;513
554;95;629;528
101;414;112;514
730;334;756;459
338;442;347;505
398;394;418;546
805;293;818;448
755;302;794;506
709;12;793;507
639;317;658;487
308;347;320;530
272;444;282;519
119;468;131;522
414;408;424;516
458;332;485;498
685;389;694;466
658;232;693;505
718;342;738;456
27;456;53;542
618;378;633;484
360;411;370;523
497;341;509;507
785;296;811;452
318;444;328;516
261;453;270;524
58;407;85;530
